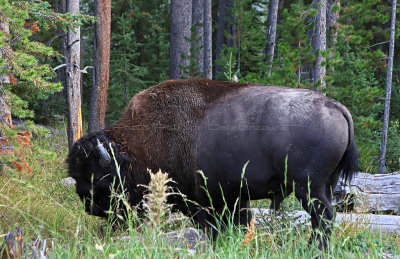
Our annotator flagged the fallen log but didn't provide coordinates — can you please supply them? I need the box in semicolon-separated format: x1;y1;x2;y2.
334;172;400;215
253;208;400;235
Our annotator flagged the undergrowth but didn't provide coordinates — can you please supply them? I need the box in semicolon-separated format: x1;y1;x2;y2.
0;126;399;258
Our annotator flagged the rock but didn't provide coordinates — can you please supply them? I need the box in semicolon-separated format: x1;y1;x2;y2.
113;227;210;255
60;177;76;187
162;227;209;254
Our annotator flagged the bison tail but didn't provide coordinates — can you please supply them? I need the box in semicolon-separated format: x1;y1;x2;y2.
337;106;359;184
338;140;359;184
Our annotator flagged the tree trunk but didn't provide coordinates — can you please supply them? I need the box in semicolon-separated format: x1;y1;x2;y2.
215;0;227;76
327;0;339;50
203;0;212;79
378;0;397;174
254;208;400;235
314;0;327;90
192;0;204;77
59;0;67;98
88;0;112;133
169;0;192;79
334;172;400;214
265;0;279;78
327;0;340;74
226;0;235;48
0;22;11;127
65;0;82;150
0;94;11;127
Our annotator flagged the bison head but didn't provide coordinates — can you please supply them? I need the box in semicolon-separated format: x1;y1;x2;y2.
66;132;132;218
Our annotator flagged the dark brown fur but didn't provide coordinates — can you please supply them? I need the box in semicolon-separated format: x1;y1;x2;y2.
105;78;251;201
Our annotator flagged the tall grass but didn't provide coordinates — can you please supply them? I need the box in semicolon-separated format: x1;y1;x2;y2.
0;127;399;258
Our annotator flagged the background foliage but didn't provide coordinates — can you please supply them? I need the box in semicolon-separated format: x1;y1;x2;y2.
1;0;399;173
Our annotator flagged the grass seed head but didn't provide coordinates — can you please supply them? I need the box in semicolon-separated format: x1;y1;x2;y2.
141;169;175;225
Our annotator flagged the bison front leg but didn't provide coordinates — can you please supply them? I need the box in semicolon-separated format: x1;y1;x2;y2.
190;205;221;238
295;184;334;251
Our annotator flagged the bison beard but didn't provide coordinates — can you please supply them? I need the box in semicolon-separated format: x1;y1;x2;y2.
67;78;358;251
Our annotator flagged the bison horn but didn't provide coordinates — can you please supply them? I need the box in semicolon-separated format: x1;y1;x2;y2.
96;138;111;166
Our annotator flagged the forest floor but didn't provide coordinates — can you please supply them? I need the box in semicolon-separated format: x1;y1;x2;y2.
0;124;399;258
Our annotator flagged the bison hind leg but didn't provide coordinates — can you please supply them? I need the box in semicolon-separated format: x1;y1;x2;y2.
234;200;253;227
294;184;334;251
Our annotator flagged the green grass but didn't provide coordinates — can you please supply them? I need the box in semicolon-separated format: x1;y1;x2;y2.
1;125;399;258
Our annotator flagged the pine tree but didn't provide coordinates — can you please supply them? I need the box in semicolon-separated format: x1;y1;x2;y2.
216;0;267;80
0;0;93;122
105;0;170;123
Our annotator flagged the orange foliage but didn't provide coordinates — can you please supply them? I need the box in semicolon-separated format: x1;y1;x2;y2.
9;74;17;86
242;216;256;247
11;154;32;175
23;21;40;34
30;21;40;34
0;129;33;175
16;131;33;149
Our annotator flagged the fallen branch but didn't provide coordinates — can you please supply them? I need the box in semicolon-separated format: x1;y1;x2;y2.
334;172;400;215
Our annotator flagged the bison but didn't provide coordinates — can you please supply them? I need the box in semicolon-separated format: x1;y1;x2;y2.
67;78;358;250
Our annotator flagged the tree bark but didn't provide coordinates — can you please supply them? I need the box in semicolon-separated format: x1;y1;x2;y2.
226;0;235;48
327;0;340;74
378;0;397;174
59;0;67;98
254;208;400;235
215;0;227;76
203;0;212;79
265;0;279;77
192;0;204;76
65;0;82;150
334;172;400;214
314;0;327;90
327;0;339;48
0;22;12;127
0;94;11;127
88;0;112;133
169;0;192;79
